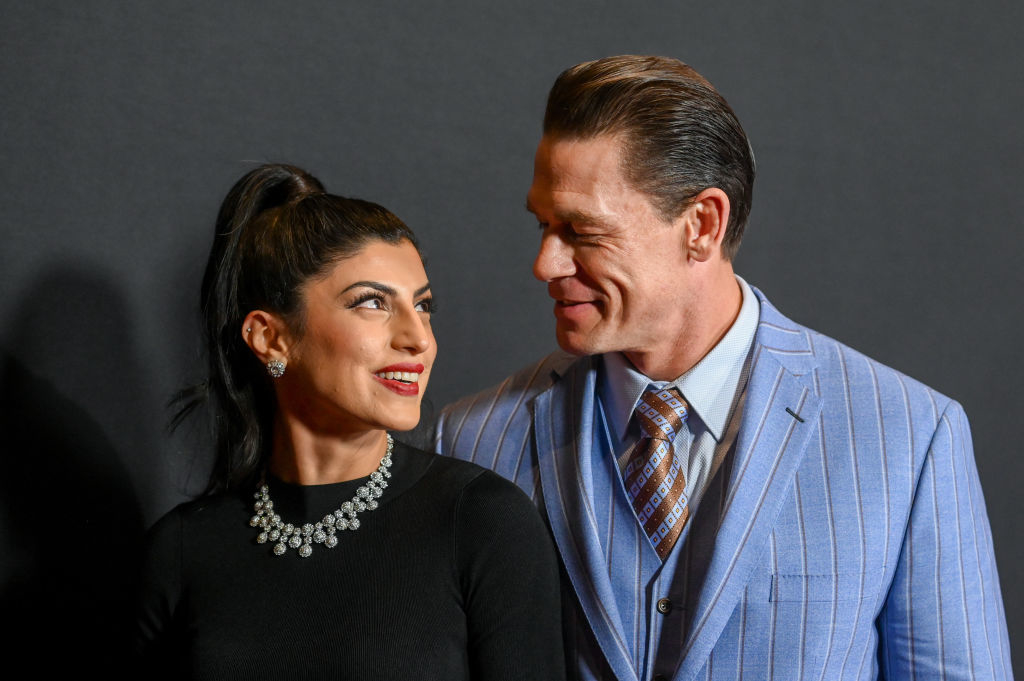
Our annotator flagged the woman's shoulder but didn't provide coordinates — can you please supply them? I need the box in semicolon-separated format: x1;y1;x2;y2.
146;490;247;542
394;439;528;501
393;440;544;532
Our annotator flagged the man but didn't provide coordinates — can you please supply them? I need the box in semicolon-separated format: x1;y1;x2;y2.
435;56;1011;680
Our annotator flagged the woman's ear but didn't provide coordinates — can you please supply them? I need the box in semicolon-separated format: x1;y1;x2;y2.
241;310;293;364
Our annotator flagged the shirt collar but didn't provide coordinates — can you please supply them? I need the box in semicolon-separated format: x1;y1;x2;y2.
599;275;760;443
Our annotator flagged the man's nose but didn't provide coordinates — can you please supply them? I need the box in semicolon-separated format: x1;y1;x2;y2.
532;230;574;282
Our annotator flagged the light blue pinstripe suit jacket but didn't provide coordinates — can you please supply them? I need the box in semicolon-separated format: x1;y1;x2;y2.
435;290;1012;680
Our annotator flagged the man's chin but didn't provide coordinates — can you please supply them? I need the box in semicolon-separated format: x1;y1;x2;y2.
555;328;603;357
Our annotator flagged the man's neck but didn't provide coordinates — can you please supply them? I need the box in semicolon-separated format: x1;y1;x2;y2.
623;269;742;381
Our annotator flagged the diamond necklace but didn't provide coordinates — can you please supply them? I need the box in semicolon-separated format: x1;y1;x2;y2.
249;433;394;558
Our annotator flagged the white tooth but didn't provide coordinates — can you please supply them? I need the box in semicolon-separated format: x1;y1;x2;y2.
409;372;419;382
386;372;395;380
401;372;411;382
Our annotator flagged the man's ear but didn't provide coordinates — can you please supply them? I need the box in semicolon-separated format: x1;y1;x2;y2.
241;310;293;364
681;187;731;262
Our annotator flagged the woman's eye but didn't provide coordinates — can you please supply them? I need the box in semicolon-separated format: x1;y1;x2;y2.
415;298;434;314
351;295;385;310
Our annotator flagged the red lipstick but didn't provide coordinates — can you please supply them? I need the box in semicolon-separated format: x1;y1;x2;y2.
372;363;426;396
376;363;425;374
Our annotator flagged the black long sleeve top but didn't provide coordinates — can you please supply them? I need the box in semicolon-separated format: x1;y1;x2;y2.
136;441;565;680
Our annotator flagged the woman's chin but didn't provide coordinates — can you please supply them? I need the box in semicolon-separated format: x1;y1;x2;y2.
379;407;423;433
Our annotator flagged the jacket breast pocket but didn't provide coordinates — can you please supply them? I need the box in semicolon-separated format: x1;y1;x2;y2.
769;568;886;603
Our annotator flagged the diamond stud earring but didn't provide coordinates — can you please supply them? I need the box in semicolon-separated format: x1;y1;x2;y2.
266;359;286;378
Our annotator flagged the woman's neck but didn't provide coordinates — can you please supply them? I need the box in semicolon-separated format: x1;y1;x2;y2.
268;413;389;485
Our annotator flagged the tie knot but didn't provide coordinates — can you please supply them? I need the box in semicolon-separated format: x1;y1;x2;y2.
636;387;689;441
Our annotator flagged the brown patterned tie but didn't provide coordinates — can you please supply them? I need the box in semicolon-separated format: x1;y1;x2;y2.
623;387;690;560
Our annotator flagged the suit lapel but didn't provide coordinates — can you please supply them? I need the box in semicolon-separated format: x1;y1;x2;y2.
673;294;823;681
533;357;640;681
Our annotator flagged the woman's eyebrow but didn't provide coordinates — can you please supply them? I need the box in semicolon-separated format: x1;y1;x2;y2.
341;281;431;297
341;281;396;296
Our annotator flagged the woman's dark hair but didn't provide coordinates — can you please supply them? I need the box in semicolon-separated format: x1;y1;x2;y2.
174;163;418;493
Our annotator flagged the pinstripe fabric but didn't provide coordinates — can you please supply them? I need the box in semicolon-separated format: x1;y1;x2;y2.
435;289;1012;681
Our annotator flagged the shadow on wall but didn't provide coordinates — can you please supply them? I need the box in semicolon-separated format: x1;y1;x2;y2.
0;266;148;675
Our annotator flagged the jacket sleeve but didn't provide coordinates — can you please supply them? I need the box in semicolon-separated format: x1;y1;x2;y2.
433;406;447;454
877;400;1012;679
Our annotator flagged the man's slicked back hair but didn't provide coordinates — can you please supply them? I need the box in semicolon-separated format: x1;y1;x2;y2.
543;55;755;259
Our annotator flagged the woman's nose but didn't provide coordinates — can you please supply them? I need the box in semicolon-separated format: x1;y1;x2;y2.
393;306;432;353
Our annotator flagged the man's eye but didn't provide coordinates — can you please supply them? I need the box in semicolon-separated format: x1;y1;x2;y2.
560;223;582;240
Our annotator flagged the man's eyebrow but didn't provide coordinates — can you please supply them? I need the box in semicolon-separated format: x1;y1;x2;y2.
525;201;610;228
559;208;610;227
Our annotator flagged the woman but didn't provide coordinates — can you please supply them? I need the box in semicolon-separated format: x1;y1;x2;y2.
136;164;565;680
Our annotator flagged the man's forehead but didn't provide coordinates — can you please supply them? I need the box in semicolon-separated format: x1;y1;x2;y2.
538;134;625;174
527;135;627;213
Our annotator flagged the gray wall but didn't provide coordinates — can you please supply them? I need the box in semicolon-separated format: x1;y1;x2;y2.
2;1;1019;673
